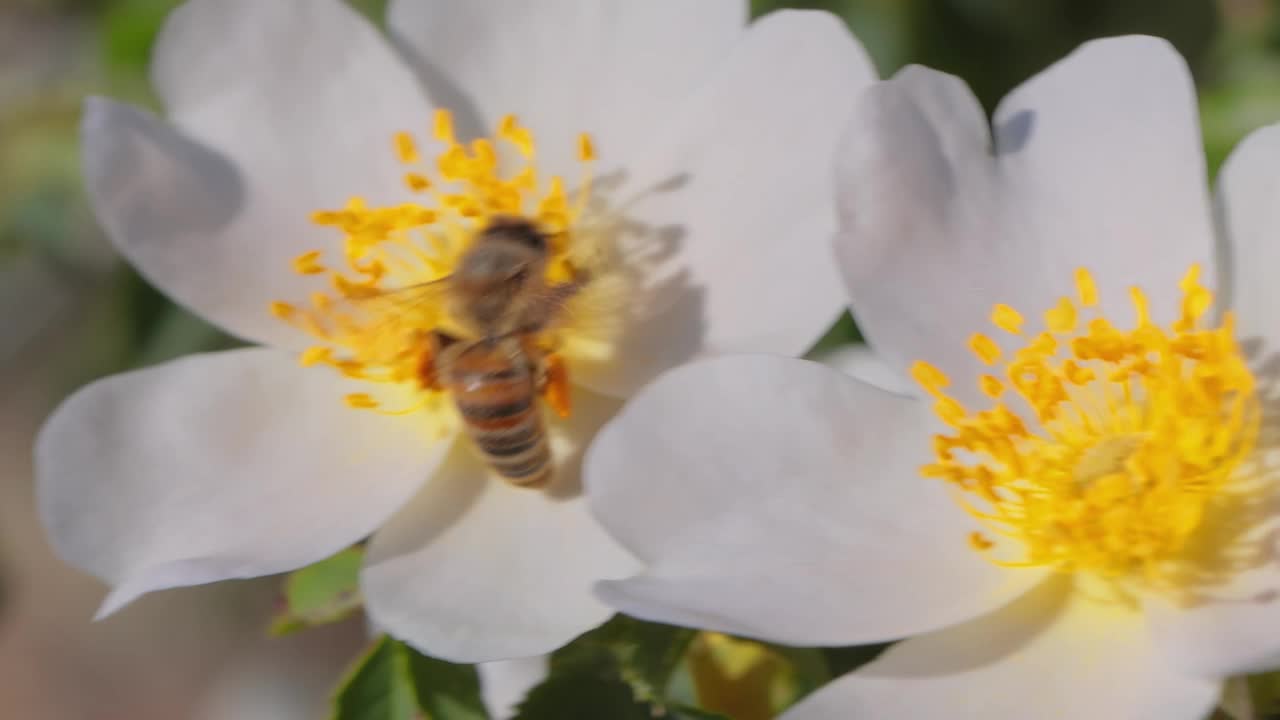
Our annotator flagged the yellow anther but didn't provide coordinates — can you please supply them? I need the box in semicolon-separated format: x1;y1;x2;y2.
344;393;379;409
577;133;596;162
968;532;994;551
910;360;950;393
991;304;1024;335
292;250;326;275
404;173;432;192
300;346;334;367
269;301;296;319
969;333;1002;365
911;264;1260;601
1075;267;1098;307
312;210;343;226
433;109;456;145
1129;287;1150;326
1044;297;1077;334
471;138;497;170
394;132;419;164
979;374;1004;398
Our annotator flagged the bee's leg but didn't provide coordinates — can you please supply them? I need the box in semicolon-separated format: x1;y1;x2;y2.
523;337;571;418
539;352;572;418
418;330;457;391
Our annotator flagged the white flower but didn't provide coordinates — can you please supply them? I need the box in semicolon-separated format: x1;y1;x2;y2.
37;0;876;662
586;36;1280;718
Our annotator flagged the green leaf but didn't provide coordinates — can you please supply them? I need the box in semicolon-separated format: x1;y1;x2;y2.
404;649;489;720
514;641;651;720
669;707;732;720
822;643;891;677
270;547;364;635
331;638;418;720
607;618;697;706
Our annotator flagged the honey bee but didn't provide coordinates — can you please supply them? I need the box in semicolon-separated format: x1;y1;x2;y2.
353;216;586;487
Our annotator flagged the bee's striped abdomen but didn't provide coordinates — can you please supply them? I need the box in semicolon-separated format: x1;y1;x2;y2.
447;346;552;488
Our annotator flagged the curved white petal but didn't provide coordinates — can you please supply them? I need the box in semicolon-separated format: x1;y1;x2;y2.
837;37;1214;402
574;11;877;396
387;0;748;179
1143;483;1280;677
363;387;639;662
87;0;432;346
35;348;449;616
811;344;916;397
785;576;1220;720
1216;122;1280;349
478;656;549;720
587;355;1042;646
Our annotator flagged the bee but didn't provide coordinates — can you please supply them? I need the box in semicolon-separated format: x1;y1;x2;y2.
344;216;586;487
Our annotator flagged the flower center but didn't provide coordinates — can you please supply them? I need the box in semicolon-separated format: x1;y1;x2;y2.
268;110;627;428
912;266;1262;600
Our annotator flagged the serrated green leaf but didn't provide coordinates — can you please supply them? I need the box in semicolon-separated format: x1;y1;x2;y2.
331;638;418;720
271;547;364;635
404;649;489;720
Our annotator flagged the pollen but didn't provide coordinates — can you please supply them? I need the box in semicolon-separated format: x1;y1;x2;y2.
917;266;1263;601
266;107;625;431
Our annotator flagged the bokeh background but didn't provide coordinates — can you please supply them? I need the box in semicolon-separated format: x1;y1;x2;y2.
1;0;1277;717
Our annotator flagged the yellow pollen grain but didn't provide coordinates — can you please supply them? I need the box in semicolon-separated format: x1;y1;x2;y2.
433;108;456;145
292;250;326;275
394;132;419;164
968;333;1001;365
344;393;379;409
577;133;596;162
910;360;950;393
911;264;1261;600
1044;297;1077;334
404;172;431;192
991;304;1024;335
1075;267;1098;307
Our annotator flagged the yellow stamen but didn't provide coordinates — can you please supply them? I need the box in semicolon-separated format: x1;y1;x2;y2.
394;132;419;164
914;264;1261;601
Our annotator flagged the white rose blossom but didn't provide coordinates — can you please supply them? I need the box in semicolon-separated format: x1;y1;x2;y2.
37;0;876;662
586;36;1280;718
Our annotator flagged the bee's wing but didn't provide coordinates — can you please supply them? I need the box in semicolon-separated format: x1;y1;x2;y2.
316;277;456;363
523;274;630;353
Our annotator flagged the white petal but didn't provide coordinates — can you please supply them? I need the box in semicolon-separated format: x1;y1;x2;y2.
575;11;877;397
587;355;1041;646
362;387;639;662
837;37;1214;401
478;656;549;720
87;0;432;346
1144;513;1280;677
784;576;1220;720
1216;122;1280;349
35;348;449;616
386;0;747;179
811;344;915;396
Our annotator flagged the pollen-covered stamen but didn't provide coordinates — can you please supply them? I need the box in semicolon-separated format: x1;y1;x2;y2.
268;109;624;425
915;265;1262;599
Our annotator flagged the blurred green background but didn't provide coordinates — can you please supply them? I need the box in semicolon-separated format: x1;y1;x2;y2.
1;0;1278;718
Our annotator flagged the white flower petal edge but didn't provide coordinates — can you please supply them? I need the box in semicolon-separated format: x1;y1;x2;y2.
837;36;1213;403
477;656;549;720
1217;122;1280;348
35;348;448;617
587;355;1044;646
387;0;748;179
363;386;639;662
573;10;877;397
810;344;916;396
85;0;431;347
783;576;1221;720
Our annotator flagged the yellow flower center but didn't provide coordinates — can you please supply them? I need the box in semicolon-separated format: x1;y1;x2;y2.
913;266;1263;602
268;109;628;431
